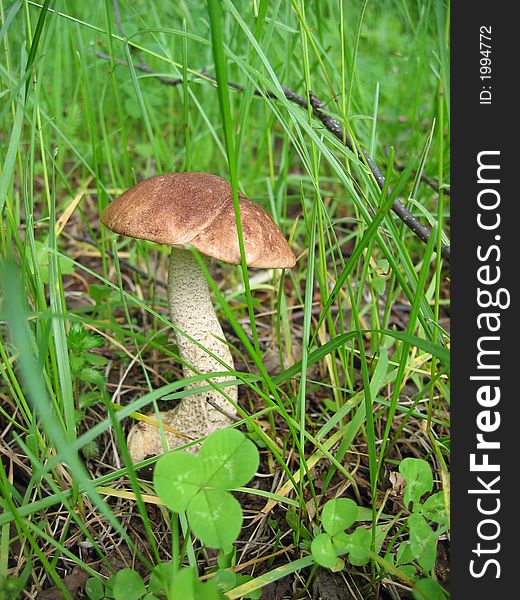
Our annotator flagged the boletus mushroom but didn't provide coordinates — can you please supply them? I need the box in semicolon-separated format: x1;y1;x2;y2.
101;172;295;462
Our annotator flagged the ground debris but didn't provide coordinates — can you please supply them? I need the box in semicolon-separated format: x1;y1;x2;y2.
311;569;358;600
35;567;89;600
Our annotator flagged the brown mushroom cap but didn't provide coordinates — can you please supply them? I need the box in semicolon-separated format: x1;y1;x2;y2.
101;172;296;269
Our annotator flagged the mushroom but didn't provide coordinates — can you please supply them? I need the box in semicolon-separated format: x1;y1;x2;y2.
101;172;295;461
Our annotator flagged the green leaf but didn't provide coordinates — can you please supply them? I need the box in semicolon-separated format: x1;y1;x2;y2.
30;240;75;284
124;97;142;120
112;569;146;600
0;574;26;600
420;491;448;526
214;569;237;592
187;488;242;549
85;353;109;367
412;578;446;600
154;452;202;513
171;567;225;600
401;565;418;580
400;458;434;508
285;507;301;533
396;541;415;566
80;367;106;387
285;507;311;540
81;440;100;459
321;498;358;536
373;276;386;296
89;283;112;305
217;546;236;569
198;428;259;489
154;430;258;548
85;577;104;600
311;533;337;569
334;527;372;566
69;355;86;376
408;513;437;572
80;334;104;350
79;391;100;410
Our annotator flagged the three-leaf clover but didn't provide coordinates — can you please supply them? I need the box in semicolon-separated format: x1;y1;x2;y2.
154;428;259;549
311;498;371;569
398;458;449;575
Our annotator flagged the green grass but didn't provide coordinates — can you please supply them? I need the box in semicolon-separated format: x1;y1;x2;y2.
1;1;449;598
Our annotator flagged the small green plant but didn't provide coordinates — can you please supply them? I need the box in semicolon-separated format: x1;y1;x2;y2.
67;322;108;418
211;547;261;599
153;427;260;549
0;574;24;600
84;429;261;599
310;461;448;600
310;498;372;570
397;458;448;573
396;458;449;599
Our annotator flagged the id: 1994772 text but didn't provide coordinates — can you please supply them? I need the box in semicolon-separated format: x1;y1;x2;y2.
480;26;492;105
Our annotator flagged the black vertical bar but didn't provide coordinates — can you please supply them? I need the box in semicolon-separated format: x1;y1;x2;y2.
452;3;514;597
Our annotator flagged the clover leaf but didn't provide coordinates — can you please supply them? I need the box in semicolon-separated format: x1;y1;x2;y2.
154;451;202;513
169;567;225;600
408;513;437;572
321;498;358;536
412;578;446;600
311;532;338;569
342;527;372;566
399;458;434;509
153;429;259;549
198;428;260;489
311;498;371;569
419;491;448;526
187;488;243;548
112;569;146;600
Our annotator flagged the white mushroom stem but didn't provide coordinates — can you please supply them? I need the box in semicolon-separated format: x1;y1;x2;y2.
167;247;237;429
127;248;237;461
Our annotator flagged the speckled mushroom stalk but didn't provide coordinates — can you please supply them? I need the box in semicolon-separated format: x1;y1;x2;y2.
167;248;237;434
127;249;237;460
